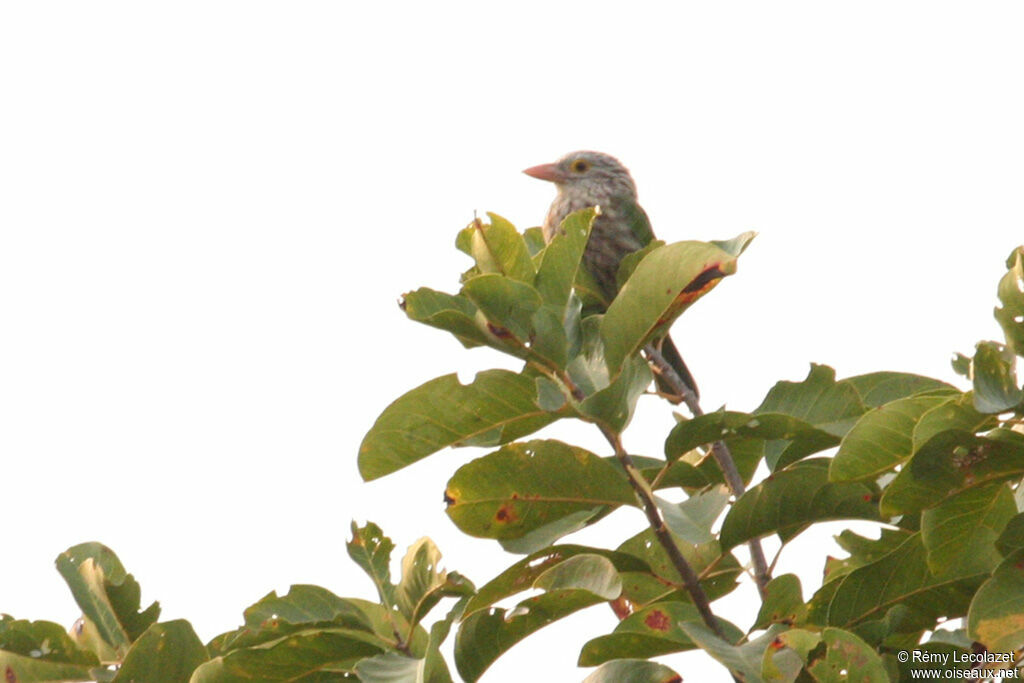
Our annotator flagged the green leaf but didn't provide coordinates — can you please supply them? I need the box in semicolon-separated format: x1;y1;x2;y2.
614;240;664;291
994;246;1024;355
581;659;682;683
353;598;467;683
577;353;652;432
755;364;866;436
395;538;473;629
830;393;954;482
354;652;430;683
191;628;386;682
966;548;1024;652
921;481;1016;578
843;371;955;408
664;410;839;466
719;459;879;550
207;589;385;657
463;545;649;617
820;528;915;586
347;521;397;609
710;231;758;257
461;273;542;344
455;213;536;283
752;574;807;630
358;370;557;481
454;591;607;682
444;440;637;544
806;627;889;683
400;288;489;349
113;620;208;683
497;509;613;555
601;237;751;375
971;341;1023;413
534;375;567;412
523;227;546;256
678;621;780;683
527;304;570;368
952;352;972;377
55;543;160;657
996;512;1024;556
655;485;730;545
761;627;820;683
533;208;595;309
809;532;984;629
911;393;994;453
880;429;1024;516
0;615;98;682
579;602;744;667
617;530;742;606
754;365;867;469
532;554;622;600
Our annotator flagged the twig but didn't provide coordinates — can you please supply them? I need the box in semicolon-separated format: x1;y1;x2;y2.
644;344;772;598
598;425;728;639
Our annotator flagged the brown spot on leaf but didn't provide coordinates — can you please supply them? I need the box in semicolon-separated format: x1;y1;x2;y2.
487;322;513;339
862;494;872;502
683;265;726;294
397;296;407;311
770;637;785;650
495;504;518;523
644;609;671;631
443;490;456;506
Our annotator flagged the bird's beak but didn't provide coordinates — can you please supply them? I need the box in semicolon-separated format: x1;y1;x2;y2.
523;163;566;183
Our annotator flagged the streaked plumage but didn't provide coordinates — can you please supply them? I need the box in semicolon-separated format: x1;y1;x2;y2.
524;151;699;397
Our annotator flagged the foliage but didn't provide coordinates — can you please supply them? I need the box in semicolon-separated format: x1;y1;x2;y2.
4;215;1023;681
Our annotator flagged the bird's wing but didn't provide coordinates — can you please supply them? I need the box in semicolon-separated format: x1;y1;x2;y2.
621;198;656;246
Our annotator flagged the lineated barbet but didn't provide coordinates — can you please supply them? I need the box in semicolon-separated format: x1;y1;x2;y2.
524;150;699;398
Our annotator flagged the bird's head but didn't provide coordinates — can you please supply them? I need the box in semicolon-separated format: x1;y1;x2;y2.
523;151;637;200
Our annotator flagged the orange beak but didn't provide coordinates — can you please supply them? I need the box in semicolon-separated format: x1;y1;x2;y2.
523;163;566;183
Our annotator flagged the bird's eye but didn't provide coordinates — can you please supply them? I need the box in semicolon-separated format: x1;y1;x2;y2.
571;159;589;173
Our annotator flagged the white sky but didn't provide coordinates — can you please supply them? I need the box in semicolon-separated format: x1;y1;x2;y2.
1;2;1022;681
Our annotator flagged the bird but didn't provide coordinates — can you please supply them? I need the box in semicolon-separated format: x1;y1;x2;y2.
523;150;699;399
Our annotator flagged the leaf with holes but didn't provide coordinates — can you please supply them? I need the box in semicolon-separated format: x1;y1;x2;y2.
112;620;208;683
54;543;160;658
994;246;1024;355
971;341;1023;414
0;615;99;682
879;429;1024;516
359;370;558;481
395;537;474;629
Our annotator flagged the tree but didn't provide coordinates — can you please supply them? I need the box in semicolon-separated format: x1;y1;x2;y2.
3;211;1022;681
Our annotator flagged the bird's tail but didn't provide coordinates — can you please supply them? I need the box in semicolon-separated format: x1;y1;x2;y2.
657;335;699;400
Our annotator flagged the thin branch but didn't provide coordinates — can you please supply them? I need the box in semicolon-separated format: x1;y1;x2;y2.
644;344;772;598
597;425;728;639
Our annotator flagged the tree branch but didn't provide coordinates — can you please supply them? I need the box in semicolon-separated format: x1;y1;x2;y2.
597;424;728;639
643;344;771;598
